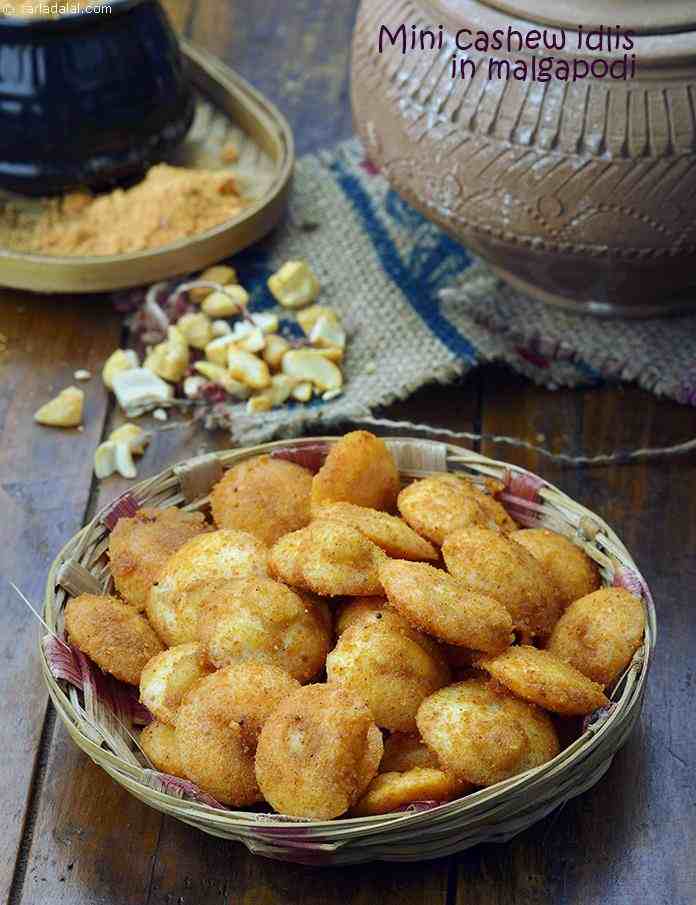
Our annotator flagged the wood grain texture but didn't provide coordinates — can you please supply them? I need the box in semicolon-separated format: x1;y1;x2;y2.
140;819;449;905
450;367;696;905
2;0;695;902
0;292;122;904
12;418;227;905
188;0;358;154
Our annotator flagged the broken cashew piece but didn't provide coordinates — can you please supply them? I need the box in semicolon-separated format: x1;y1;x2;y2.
251;312;279;334
194;361;251;398
228;349;271;390
315;347;344;364
282;349;342;392
291;382;313;402
263;335;291;370
177;312;213;350
297;305;340;335
205;335;237;366
268;261;320;309
102;349;139;390
211;320;232;337
246;395;274;414
94;440;137;480
34;386;84;428
310;315;346;350
189;265;238;303
236;327;266;354
144;327;190;383
246;375;299;413
108;423;150;455
202;286;249;318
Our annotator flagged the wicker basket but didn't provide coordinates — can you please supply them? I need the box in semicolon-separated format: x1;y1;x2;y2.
42;436;656;866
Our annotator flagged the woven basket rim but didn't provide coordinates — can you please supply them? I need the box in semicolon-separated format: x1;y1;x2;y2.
41;435;656;840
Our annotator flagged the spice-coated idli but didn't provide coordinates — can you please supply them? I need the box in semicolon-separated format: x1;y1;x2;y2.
442;527;563;641
310;431;400;514
108;507;209;611
175;663;299;806
210;455;313;547
546;587;645;686
146;529;268;646
511;528;600;609
255;684;382;819
65;594;164;686
398;474;517;546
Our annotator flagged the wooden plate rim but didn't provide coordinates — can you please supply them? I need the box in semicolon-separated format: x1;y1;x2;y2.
0;40;295;293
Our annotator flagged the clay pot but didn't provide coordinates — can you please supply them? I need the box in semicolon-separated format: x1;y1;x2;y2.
351;0;696;316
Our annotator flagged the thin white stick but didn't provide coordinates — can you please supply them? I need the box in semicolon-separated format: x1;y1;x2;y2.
9;581;64;641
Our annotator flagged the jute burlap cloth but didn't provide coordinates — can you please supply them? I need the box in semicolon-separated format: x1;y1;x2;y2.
188;139;696;444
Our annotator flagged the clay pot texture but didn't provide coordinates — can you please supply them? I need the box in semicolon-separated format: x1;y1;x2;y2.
351;0;696;316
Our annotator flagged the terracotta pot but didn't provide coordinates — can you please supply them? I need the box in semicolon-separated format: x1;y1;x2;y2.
351;0;696;316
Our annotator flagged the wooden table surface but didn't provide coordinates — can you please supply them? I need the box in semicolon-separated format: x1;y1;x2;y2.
1;2;695;903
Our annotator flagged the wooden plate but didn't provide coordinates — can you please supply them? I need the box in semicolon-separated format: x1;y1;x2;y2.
0;41;294;294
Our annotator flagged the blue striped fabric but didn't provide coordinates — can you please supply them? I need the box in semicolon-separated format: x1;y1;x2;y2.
136;138;694;444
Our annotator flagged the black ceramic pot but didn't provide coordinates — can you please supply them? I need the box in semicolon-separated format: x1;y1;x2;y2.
0;0;194;195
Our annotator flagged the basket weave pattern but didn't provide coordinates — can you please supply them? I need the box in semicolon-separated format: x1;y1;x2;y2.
42;437;656;865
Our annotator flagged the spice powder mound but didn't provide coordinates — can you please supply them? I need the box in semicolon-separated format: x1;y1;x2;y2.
0;164;246;257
